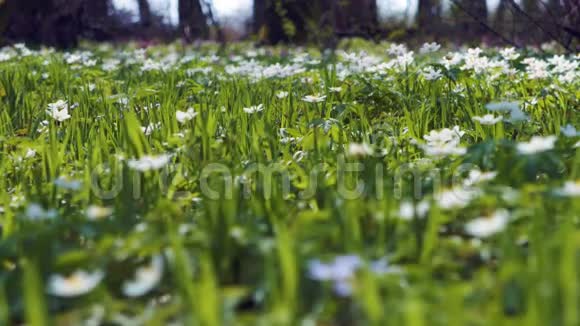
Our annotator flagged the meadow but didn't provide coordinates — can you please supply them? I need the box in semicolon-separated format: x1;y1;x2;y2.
0;41;578;325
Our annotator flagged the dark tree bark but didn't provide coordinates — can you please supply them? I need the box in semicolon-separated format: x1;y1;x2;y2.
81;0;111;40
253;0;267;37
85;0;109;21
416;0;441;32
1;0;85;48
334;0;378;36
493;0;510;29
178;0;208;41
452;0;488;41
253;0;378;45
137;0;152;27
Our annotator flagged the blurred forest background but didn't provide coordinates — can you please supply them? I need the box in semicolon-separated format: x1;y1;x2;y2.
0;0;578;51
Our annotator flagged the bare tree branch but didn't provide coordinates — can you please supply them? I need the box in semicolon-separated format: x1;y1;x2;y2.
449;0;521;48
507;0;572;52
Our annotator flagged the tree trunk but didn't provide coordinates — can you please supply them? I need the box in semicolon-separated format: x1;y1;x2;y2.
253;0;267;36
453;0;488;41
493;0;510;29
1;0;84;47
179;0;208;41
137;0;152;27
81;0;111;41
253;0;378;44
417;0;441;32
85;0;109;21
334;0;378;36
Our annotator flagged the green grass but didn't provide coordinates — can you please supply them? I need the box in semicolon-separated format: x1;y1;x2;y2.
0;41;578;325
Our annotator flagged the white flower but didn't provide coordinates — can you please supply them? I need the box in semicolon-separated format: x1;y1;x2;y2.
423;126;465;146
86;205;113;220
308;255;396;297
395;51;414;67
472;114;502;125
500;47;520;61
25;148;37;159
523;58;549;79
465;210;510;238
463;170;497;187
517;136;557;155
46;100;71;122
420;42;441;54
127;154;170;171
308;255;361;281
54;176;82;191
122;255;164;297
560;180;580;197
329;87;342;93
561;124;579;137
243;104;264;114
302;94;327;103
141;59;164;72
102;59;120;71
141;122;160;136
421;126;466;157
346;143;373;157
26;203;57;220
485;101;528;123
422;66;443;81
398;200;430;220
387;43;408;56
47;270;104;297
176;108;198;124
435;187;478;210
276;91;289;99
441;52;463;69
